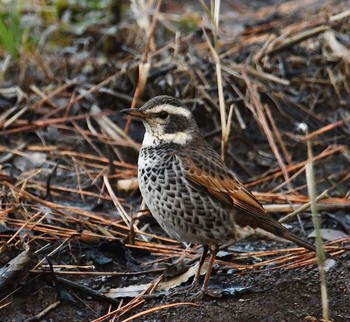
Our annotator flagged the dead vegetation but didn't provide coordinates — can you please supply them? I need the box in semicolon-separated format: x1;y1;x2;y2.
0;0;350;321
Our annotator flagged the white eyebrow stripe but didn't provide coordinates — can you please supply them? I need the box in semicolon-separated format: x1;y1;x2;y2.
144;104;191;118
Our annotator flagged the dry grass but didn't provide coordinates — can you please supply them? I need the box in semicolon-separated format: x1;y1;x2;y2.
1;0;350;320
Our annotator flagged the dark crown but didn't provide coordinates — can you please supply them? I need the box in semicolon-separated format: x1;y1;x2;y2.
140;95;185;111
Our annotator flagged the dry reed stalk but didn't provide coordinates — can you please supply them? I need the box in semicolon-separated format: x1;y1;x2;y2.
0;110;112;136
124;0;162;133
121;302;198;322
278;190;329;223
301;115;350;142
264;25;329;56
305;129;330;321
245;145;345;188
264;104;292;166
244;76;292;187
222;64;290;86
92;275;165;322
200;0;232;159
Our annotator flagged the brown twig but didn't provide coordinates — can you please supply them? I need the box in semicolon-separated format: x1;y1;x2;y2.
124;0;163;133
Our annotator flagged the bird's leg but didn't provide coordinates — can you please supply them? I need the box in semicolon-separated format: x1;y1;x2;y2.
200;244;219;294
192;245;209;288
168;245;209;298
187;244;219;300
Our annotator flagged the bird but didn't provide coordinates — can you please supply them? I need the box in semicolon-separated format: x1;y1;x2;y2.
121;95;317;297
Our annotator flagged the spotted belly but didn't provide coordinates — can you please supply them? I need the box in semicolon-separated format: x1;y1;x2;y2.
138;148;237;245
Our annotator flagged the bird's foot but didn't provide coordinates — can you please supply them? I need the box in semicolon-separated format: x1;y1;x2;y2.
166;279;207;301
185;284;226;300
186;287;206;301
168;286;206;301
167;280;197;297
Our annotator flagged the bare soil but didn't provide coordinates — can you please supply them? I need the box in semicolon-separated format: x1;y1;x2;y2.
138;258;350;322
1;248;350;321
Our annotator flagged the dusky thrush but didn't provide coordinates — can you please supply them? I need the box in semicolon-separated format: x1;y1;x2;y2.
122;95;317;296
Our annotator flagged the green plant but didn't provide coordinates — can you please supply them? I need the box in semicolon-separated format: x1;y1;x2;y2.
0;11;23;58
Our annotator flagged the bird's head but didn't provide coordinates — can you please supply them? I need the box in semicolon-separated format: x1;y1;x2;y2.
121;96;198;146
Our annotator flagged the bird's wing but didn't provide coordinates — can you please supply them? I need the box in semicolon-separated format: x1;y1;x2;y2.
174;146;316;253
174;149;302;238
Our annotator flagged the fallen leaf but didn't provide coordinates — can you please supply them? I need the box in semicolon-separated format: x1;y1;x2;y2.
308;229;348;241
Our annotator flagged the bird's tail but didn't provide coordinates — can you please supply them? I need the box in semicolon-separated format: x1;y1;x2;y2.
283;230;316;253
282;230;333;259
256;227;333;259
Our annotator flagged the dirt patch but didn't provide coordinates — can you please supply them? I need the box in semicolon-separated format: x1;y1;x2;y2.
1;251;350;321
134;258;350;322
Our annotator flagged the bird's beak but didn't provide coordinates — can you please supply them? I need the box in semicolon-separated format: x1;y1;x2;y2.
120;108;146;119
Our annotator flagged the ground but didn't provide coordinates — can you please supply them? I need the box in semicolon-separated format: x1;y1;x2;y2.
0;0;350;321
2;250;350;321
138;258;350;322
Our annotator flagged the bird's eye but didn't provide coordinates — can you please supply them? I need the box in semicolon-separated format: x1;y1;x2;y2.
157;111;168;119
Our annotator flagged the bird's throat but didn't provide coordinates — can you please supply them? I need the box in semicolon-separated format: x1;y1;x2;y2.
142;130;193;146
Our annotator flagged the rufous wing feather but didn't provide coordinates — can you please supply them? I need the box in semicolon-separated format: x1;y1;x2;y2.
176;153;317;253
